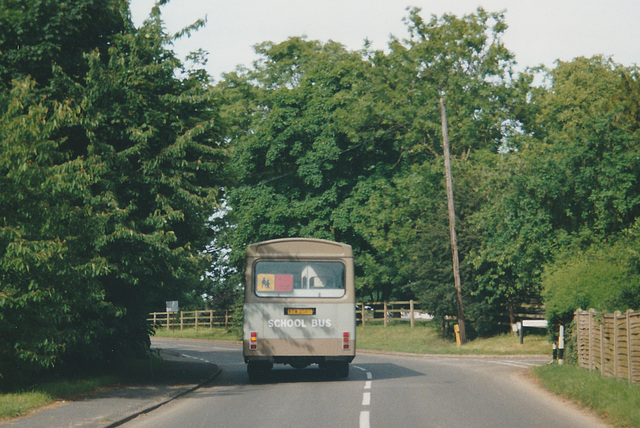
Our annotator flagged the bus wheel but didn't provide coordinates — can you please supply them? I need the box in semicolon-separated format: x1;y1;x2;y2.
247;362;271;383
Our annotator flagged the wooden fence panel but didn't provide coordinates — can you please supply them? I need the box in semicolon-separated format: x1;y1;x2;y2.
575;308;639;384
601;313;614;378
576;310;590;368
616;312;630;380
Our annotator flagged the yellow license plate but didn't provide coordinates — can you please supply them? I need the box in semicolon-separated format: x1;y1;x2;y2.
285;308;316;315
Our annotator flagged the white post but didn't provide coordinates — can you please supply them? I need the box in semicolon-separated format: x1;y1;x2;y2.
558;325;565;365
410;300;415;329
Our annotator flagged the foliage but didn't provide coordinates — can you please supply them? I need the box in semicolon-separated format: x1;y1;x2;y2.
0;0;128;88
216;8;520;326
471;56;640;329
215;10;640;336
543;223;640;324
0;0;226;378
3;0;640;381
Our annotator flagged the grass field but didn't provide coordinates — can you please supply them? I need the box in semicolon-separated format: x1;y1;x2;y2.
353;321;551;354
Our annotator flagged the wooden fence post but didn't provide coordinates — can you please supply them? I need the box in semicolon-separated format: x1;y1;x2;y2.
361;303;365;327
180;311;184;330
574;309;581;367
166;312;170;330
209;310;213;328
614;311;620;379
588;308;595;371
627;309;633;383
600;318;605;376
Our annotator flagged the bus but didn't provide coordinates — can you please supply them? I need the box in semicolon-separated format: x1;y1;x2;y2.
243;238;356;381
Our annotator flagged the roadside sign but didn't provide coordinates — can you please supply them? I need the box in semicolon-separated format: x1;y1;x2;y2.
166;301;179;313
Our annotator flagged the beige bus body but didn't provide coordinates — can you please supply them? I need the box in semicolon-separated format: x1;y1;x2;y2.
243;238;355;380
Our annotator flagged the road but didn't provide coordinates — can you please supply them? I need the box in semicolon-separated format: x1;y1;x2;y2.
125;338;607;428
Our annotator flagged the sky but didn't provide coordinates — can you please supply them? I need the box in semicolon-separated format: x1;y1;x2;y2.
129;0;640;81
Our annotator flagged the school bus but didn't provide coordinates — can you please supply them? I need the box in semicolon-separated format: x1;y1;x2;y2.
243;238;356;381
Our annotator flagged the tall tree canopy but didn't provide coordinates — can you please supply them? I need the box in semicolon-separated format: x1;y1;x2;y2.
0;0;226;379
216;8;640;336
216;8;521;330
471;56;640;326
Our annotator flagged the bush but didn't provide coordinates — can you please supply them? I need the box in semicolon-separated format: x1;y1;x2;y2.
542;230;640;325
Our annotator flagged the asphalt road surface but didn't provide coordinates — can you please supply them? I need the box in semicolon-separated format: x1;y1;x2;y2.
124;338;607;428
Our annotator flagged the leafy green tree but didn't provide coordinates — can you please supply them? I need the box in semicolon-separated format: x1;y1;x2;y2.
345;8;518;322
217;9;520;322
0;0;128;91
218;37;399;269
543;222;640;324
0;78;86;376
0;0;226;378
472;57;640;330
531;57;640;237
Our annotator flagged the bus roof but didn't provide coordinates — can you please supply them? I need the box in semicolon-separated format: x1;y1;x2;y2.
246;238;353;259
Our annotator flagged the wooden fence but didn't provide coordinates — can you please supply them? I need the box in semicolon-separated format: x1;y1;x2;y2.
148;309;233;330
575;308;640;384
356;300;433;327
148;301;430;331
149;300;540;332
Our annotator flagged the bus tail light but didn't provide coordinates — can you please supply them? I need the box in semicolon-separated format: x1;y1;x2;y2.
250;331;258;350
343;332;350;350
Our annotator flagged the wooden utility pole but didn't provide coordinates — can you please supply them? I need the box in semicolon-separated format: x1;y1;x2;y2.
439;96;467;344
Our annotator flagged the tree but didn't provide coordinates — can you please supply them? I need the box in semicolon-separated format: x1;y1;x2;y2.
217;37;400;277
0;0;128;88
363;8;517;335
543;224;640;325
217;9;521;329
0;0;226;378
472;57;640;330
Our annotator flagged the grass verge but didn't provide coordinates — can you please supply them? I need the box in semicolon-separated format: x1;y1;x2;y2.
0;355;163;421
533;364;640;427
154;327;241;341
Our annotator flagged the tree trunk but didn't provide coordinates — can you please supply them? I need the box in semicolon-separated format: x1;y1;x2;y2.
439;96;467;344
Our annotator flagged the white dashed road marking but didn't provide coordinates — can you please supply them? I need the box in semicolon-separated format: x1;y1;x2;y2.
353;366;373;428
359;411;370;428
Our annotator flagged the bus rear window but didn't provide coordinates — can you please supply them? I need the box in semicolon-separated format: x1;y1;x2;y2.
254;261;345;298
